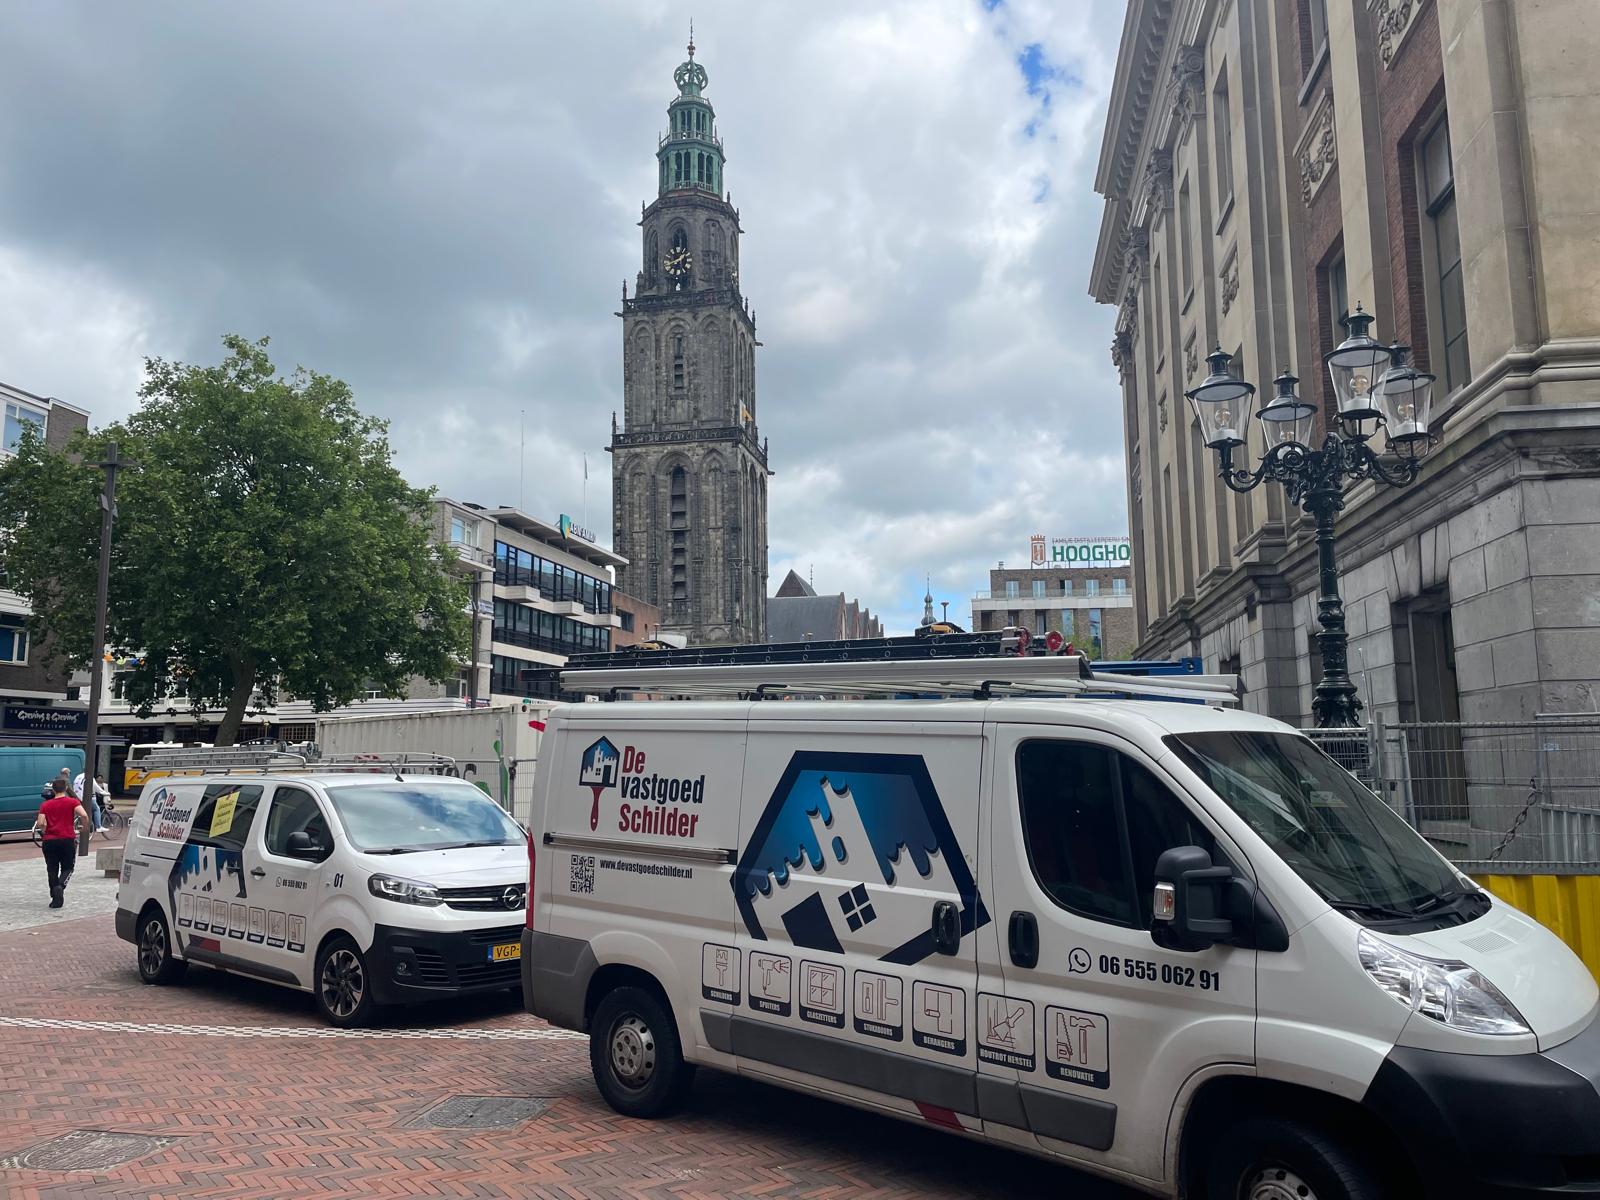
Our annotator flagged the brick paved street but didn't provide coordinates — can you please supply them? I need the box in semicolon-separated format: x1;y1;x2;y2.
0;906;1139;1199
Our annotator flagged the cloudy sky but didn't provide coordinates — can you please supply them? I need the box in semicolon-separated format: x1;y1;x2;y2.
0;0;1128;635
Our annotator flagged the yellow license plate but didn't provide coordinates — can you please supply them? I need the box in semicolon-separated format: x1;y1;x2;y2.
489;942;521;962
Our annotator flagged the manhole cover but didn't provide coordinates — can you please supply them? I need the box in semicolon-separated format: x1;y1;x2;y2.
406;1095;553;1129
0;1129;175;1171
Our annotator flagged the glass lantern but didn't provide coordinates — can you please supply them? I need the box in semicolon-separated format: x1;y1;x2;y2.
1326;304;1388;423
1185;347;1256;450
1256;370;1317;451
1375;344;1436;457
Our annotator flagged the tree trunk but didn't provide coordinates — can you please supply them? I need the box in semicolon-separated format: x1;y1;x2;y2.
215;656;257;747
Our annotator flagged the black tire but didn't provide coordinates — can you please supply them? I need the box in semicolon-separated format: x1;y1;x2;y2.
136;907;188;985
314;935;377;1028
589;985;694;1117
1205;1117;1383;1200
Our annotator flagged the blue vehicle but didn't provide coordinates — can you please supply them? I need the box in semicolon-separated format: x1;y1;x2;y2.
0;745;87;838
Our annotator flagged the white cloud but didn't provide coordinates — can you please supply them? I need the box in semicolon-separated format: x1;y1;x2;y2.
0;0;1131;637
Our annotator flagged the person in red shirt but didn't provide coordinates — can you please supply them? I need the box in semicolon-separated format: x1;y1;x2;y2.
33;778;89;909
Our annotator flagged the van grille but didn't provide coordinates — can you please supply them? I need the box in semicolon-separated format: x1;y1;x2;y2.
456;959;522;988
467;926;524;946
438;885;526;912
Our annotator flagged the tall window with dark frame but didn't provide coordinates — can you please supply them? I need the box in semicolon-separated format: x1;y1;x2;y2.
1179;179;1194;299
1153;260;1166;362
1304;0;1328;74
1212;72;1234;211
670;467;689;605
1419;117;1470;392
672;336;686;390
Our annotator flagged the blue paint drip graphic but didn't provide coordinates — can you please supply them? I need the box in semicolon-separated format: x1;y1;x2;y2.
740;769;942;900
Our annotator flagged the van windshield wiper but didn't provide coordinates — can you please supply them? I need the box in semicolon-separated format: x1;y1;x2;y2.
364;846;429;855
1328;898;1424;922
1411;887;1482;915
433;840;518;849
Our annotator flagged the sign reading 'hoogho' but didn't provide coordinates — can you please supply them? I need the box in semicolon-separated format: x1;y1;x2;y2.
1029;536;1132;569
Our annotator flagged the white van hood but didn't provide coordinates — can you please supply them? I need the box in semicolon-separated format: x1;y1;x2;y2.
1401;896;1599;1051
360;843;528;888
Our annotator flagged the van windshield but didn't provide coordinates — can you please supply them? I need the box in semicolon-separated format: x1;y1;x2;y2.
1165;731;1469;919
322;780;523;853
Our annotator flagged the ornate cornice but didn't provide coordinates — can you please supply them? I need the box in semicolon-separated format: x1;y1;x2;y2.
1167;45;1207;132
1295;87;1337;205
1369;0;1425;68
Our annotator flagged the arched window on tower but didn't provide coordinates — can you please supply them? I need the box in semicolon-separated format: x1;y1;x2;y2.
697;152;705;183
672;335;686;391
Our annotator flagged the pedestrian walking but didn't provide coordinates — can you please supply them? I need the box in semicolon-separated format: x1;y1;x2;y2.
34;778;89;909
75;769;112;838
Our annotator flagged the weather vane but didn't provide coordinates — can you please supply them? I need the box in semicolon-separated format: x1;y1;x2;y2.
687;18;695;58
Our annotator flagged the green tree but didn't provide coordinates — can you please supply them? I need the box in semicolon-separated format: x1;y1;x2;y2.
0;336;469;745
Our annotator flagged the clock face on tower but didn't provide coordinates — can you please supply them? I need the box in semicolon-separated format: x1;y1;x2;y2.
664;247;692;282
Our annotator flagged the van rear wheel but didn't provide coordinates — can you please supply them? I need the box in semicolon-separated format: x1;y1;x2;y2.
589;986;694;1117
1206;1118;1381;1200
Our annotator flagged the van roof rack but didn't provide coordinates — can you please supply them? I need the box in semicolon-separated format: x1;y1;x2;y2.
136;748;458;776
557;653;1240;705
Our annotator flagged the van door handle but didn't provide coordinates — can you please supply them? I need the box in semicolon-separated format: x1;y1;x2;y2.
1008;910;1039;969
931;900;961;955
249;867;266;879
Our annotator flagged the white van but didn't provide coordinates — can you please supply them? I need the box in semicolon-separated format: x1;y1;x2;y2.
116;753;530;1026
523;663;1600;1199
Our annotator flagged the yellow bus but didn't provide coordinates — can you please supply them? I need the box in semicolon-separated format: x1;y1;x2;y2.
122;741;211;794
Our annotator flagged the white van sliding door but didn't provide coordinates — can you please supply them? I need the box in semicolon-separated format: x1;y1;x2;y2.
724;719;985;1132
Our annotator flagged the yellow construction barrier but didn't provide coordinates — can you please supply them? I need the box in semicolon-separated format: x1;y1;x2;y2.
1476;874;1600;982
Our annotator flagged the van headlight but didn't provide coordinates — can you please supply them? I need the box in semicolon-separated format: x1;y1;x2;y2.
367;874;443;907
1357;929;1529;1035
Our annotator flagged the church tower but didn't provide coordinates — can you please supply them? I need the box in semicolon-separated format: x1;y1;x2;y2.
611;34;769;646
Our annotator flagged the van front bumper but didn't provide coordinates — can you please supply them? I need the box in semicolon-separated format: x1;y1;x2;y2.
1363;1013;1600;1196
364;921;526;1006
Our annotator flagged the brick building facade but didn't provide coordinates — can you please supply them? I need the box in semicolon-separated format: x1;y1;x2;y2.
970;560;1138;660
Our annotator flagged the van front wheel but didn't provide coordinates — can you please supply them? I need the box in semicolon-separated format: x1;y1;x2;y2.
1206;1118;1382;1200
589;986;694;1117
315;935;376;1028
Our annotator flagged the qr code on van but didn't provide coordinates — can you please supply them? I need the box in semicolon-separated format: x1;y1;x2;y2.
569;854;596;895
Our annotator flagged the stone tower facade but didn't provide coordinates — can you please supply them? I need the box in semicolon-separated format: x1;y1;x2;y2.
611;37;769;646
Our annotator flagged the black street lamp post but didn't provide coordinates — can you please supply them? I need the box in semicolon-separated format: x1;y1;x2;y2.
1185;305;1437;729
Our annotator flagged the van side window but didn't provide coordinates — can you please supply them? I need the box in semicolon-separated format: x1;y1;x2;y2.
1121;758;1217;926
1016;742;1136;925
265;787;332;861
1017;741;1215;930
188;784;264;851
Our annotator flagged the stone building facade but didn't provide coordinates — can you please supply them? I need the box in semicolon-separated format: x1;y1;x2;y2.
1090;0;1600;728
611;38;770;647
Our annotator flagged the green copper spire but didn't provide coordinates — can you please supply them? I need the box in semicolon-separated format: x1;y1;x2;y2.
657;28;724;197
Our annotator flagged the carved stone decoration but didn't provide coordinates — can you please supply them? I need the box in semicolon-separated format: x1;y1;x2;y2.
1158;393;1169;432
1111;329;1135;377
1131;447;1143;504
1122;226;1150;279
1144;150;1174;214
1185;336;1199;382
1370;0;1422;68
1167;46;1207;131
1117;285;1140;349
1220;250;1240;316
1296;88;1337;204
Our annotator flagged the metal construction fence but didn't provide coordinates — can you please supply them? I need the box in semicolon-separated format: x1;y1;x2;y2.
1304;717;1600;874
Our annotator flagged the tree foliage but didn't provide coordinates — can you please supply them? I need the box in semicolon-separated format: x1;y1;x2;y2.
0;336;470;744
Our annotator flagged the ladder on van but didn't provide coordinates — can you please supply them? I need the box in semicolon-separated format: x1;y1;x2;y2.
555;652;1240;705
134;747;460;777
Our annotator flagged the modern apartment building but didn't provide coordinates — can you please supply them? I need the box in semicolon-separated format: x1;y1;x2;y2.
969;538;1137;659
1090;0;1600;726
0;382;90;711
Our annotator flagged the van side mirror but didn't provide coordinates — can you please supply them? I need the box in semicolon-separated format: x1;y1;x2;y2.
1152;846;1234;951
285;830;324;860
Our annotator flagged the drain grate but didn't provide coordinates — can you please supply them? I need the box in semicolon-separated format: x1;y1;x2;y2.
0;1129;175;1171
406;1094;554;1130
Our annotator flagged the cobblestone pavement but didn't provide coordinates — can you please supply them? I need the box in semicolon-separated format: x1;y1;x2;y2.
0;909;1140;1199
0;853;122;932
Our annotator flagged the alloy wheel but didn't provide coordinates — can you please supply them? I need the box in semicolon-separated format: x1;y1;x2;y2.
139;919;167;977
320;948;365;1020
